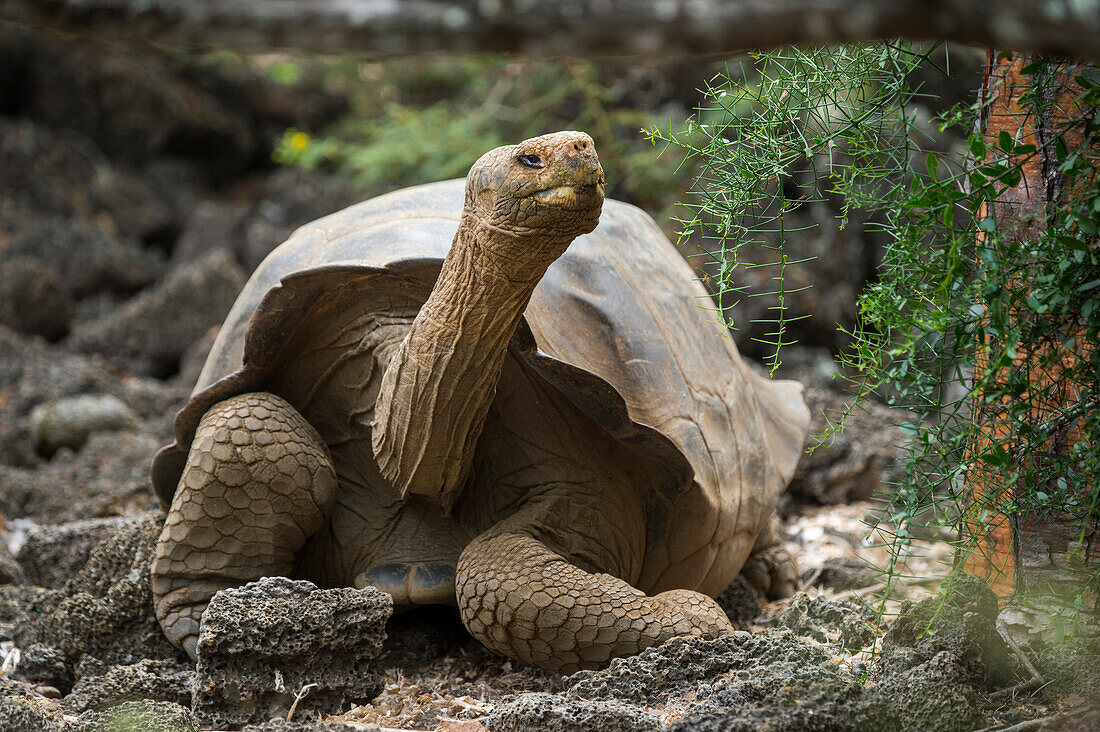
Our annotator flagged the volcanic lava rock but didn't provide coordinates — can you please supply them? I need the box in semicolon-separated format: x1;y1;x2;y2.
22;513;180;667
66;249;246;378
64;657;194;714
778;593;876;649
0;255;72;341
486;692;660;732
77;700;199;732
16;516;131;588
192;577;391;728
715;574;762;627
882;573;1012;687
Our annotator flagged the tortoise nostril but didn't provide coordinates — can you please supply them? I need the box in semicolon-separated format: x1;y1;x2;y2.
573;141;587;152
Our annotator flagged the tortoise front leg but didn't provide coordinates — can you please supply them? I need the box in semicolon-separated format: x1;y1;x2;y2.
456;531;733;674
151;392;336;658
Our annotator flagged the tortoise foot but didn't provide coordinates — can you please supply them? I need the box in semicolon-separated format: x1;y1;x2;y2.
151;392;336;659
456;531;733;674
740;519;800;600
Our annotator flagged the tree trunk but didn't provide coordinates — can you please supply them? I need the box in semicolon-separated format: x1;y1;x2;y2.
964;52;1098;614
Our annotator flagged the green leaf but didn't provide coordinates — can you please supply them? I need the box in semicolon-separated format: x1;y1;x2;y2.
978;217;997;233
1075;68;1100;89
925;152;939;178
1056;136;1068;163
1079;279;1100;292
998;130;1013;153
979;446;1011;467
968;136;987;160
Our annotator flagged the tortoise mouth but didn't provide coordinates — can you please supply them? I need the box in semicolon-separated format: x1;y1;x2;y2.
526;176;605;208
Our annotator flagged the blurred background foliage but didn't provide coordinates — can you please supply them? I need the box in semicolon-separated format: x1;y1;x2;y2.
232;53;708;230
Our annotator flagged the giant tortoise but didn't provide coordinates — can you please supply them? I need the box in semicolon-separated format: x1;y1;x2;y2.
150;131;810;673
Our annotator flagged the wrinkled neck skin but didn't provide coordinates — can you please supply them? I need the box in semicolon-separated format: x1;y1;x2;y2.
371;210;568;509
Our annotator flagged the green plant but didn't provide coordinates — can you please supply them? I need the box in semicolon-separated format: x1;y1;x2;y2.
273;57;693;228
648;44;1099;624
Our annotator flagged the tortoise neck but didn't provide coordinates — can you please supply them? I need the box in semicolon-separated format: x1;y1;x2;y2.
371;215;565;509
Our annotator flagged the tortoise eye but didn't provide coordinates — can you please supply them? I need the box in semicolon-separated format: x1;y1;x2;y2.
519;154;544;169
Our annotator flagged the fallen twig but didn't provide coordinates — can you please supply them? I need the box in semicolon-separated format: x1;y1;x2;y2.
286;682;319;723
989;632;1045;700
970;714;1059;732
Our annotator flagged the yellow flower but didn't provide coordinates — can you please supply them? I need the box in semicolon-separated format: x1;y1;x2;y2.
289;131;311;152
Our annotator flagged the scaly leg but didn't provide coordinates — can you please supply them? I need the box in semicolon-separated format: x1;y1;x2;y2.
456;531;733;673
151;392;336;658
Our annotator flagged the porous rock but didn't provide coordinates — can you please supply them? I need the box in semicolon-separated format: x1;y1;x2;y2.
0;325;182;471
64;657;194;714
777;593;876;649
0;692;64;731
2;432;162;534
715;574;762;627
241;723;380;732
564;630;842;706
786;384;904;505
863;650;985;732
0;537;25;586
0;255;72;341
193;577;391;729
22;513;181;666
66;249;246;378
16;516;131;588
13;643;72;694
29;394;139;457
804;557;878;592
75;700;198;732
2;217;164;300
485;692;659;732
882;573;1012;687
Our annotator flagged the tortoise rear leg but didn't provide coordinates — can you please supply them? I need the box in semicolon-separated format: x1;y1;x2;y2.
738;516;800;600
456;530;733;674
151;392;336;658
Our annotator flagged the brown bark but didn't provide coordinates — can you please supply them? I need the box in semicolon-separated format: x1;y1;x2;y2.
964;53;1098;602
3;0;1100;60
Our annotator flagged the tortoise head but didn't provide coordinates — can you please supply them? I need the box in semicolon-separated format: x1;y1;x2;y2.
464;131;605;250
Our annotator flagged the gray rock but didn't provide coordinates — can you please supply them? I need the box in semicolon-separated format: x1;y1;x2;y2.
786;385;904;505
564;630;840;707
777;593;876;650
241;723;377;732
193;577;391;729
0;325;183;470
0;118;97;221
486;692;659;732
0;255;72;341
804;557;878;592
64;657;194;714
22;514;181;666
2;217;164;299
882;573;1012;687
0;537;25;585
715;574;761;626
863;650;985;732
0;693;64;731
76;700;198;732
66;249;246;378
170;199;249;267
1;432;163;526
16;517;130;588
13;643;72;695
29;394;139;458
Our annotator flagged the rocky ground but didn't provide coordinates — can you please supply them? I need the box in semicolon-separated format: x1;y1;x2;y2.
1;24;1096;732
